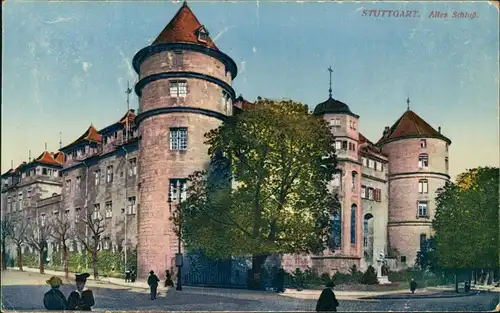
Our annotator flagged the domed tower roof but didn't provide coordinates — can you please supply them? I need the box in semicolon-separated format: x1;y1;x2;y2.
377;109;451;145
152;1;219;51
313;96;359;118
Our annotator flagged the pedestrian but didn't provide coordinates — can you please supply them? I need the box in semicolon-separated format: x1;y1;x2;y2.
125;268;131;283
410;278;418;294
43;276;68;310
67;273;95;311
131;268;137;282
148;270;160;300
315;281;339;312
165;270;174;288
464;281;470;293
274;268;285;293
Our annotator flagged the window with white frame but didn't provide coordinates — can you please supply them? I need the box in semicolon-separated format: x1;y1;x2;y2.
7;197;11;213
368;159;375;169
27;189;32;205
11;196;16;212
197;26;209;42
93;204;101;220
335;141;342;151
170;128;188;151
128;158;137;176
42;168;48;175
66;179;72;192
40;213;46;226
368;188;374;200
418;154;429;168
361;186;366;198
331;173;341;187
417;201;428;217
127;196;136;214
351;171;357;192
376;162;383;171
106;166;113;183
169;179;187;202
420;139;427;148
329;119;341;127
169;80;187;97
362;157;367;167
418;179;428;194
95;170;101;185
76;176;81;191
75;207;81;221
103;237;110;250
105;201;112;218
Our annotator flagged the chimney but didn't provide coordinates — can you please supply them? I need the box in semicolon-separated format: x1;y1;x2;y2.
438;126;441;133
130;109;135;114
383;126;390;136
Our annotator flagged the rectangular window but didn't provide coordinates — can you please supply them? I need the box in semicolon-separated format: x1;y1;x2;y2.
169;80;187;97
41;213;46;226
420;234;427;250
331;173;341;187
95;170;101;185
105;201;112;218
342;141;348;149
221;90;232;114
7;197;11;213
418;154;429;168
361;186;366;198
445;157;449;171
75;207;81;220
18;192;23;211
64;209;70;215
169;179;188;202
128;158;137;176
368;159;375;169
127;196;136;214
66;179;72;192
418;180;428;194
42;168;48;175
362;157;367;167
401;256;407;263
335;141;342;151
363;219;369;248
76;176;81;191
420;139;427;148
376;162;383;171
106;166;113;183
329;119;340;127
170;128;188;151
368;188;374;200
418;201;428;217
93;204;101;220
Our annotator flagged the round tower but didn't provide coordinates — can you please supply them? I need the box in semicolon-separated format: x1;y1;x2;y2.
311;68;363;273
378;100;451;268
132;2;237;279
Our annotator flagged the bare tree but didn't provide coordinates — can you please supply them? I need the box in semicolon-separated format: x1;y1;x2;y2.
1;216;14;270
7;212;30;271
76;210;107;279
50;212;75;279
25;213;52;274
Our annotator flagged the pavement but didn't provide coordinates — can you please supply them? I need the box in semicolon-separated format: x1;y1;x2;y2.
2;269;499;311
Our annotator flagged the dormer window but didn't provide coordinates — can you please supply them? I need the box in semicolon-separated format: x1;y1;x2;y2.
197;26;209;43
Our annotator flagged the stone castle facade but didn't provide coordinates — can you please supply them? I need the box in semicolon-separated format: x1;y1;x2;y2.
1;2;451;279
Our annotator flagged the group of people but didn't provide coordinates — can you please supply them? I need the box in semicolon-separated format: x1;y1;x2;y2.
147;270;175;300
124;268;137;283
43;273;95;311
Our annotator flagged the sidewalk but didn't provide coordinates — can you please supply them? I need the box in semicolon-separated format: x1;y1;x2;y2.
429;283;500;293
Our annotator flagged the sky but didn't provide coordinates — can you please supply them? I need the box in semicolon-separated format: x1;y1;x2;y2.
2;0;499;180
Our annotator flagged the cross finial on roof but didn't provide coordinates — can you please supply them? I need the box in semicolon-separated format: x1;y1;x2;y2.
45;142;47;151
327;66;333;98
11;160;13;169
406;96;411;111
59;132;62;149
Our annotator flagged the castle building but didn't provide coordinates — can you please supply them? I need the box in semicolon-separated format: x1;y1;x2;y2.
1;2;451;278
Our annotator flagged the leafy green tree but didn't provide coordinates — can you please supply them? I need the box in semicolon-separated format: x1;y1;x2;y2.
433;167;499;292
174;98;340;287
360;265;378;285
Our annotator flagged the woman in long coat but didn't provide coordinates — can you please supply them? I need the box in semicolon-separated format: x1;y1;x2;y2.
67;273;95;311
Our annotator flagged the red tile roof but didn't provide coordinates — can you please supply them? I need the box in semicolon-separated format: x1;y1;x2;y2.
234;95;255;110
152;2;219;50
119;110;136;125
359;133;388;158
377;110;451;145
35;151;61;166
53;152;66;164
358;133;373;145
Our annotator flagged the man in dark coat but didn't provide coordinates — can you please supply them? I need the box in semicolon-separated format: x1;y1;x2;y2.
410;278;418;294
148;270;160;300
316;281;339;312
164;270;174;288
67;273;95;311
43;276;68;310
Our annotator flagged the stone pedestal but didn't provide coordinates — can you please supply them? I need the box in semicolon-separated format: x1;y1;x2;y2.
377;275;391;285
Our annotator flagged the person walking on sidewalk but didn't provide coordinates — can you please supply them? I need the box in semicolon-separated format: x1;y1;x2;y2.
316;281;339;312
410;278;418;294
165;270;174;288
148;270;160;300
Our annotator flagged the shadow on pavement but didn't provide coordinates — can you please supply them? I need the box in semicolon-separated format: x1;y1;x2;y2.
1;284;259;311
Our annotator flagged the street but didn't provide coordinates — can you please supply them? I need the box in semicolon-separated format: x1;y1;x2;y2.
1;270;498;311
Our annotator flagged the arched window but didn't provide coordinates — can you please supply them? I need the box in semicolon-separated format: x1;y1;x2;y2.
420;233;427;250
350;204;357;244
330;209;342;249
363;213;374;248
418;154;429;168
351;171;358;191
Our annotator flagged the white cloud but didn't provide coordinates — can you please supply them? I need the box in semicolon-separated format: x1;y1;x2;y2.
82;62;92;73
239;60;246;75
44;17;74;24
252;46;257;53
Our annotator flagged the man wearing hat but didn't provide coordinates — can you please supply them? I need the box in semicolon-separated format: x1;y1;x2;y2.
67;273;95;311
43;276;68;310
147;270;160;300
315;280;340;312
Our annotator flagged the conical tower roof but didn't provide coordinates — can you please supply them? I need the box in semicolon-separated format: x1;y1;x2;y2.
152;2;219;50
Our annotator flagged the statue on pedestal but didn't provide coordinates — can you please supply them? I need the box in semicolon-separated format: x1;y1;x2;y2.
376;250;391;285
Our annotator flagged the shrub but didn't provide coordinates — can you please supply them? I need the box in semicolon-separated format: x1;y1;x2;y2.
320;273;331;284
360;265;378;285
22;252;38;267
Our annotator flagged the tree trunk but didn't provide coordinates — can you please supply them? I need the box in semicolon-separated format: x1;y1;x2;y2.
1;241;6;270
17;246;23;271
39;248;45;274
468;269;472;286
62;246;69;279
249;254;268;290
487;269;493;285
92;252;99;280
454;272;459;293
473;269;477;285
